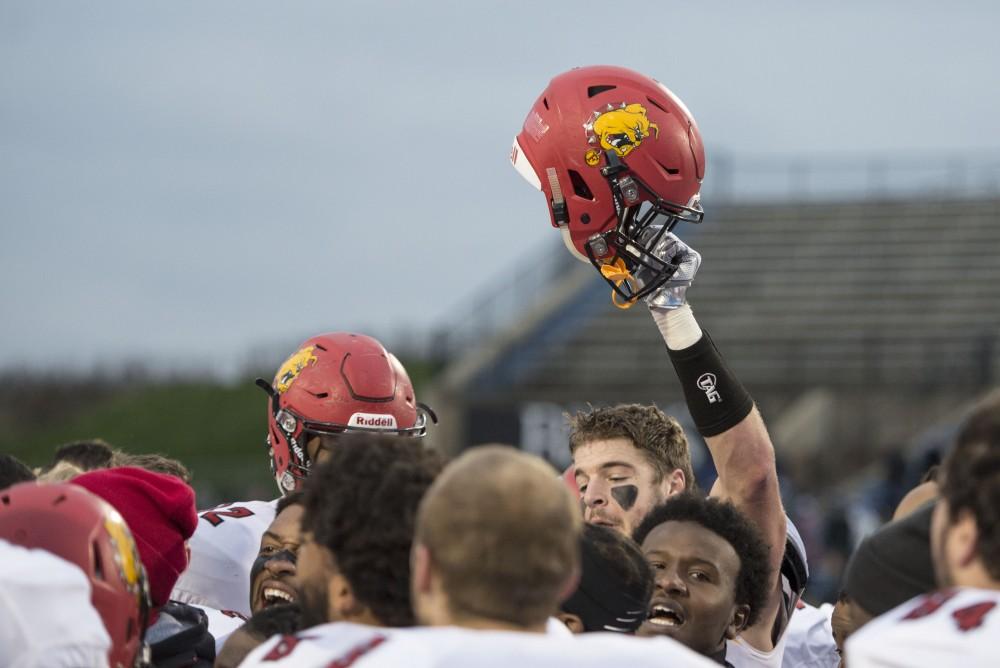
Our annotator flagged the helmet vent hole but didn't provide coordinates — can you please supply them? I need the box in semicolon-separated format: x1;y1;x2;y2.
543;97;549;110
656;160;680;175
1;494;9;506
568;170;594;200
309;391;330;399
315;344;328;351
587;85;617;98
646;96;669;113
93;543;105;581
53;493;67;506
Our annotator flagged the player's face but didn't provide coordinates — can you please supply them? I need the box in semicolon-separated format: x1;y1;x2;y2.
295;533;335;628
250;504;304;614
306;435;336;466
573;438;675;537
637;520;747;658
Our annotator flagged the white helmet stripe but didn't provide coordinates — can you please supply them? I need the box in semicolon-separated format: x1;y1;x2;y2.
510;136;542;191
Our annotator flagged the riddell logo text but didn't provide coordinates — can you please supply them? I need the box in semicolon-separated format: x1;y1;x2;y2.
349;413;398;428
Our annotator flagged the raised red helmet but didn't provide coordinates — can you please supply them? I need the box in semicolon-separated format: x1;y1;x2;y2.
512;65;705;305
0;482;150;668
259;332;434;494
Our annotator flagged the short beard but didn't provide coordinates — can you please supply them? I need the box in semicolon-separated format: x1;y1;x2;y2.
298;583;331;629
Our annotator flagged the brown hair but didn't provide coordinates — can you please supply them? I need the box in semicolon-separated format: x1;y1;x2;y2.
415;445;581;628
940;389;1000;579
111;451;192;483
568;404;695;490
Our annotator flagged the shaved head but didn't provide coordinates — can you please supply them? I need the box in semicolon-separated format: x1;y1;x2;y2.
414;445;582;628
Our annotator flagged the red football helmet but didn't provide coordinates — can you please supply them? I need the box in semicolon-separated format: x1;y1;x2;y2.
511;65;705;306
0;482;150;668
258;332;435;493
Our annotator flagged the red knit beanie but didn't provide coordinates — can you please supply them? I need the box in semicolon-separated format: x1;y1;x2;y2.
72;466;198;608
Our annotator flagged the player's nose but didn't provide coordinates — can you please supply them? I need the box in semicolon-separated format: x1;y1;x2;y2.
582;481;608;508
655;567;688;597
265;549;297;575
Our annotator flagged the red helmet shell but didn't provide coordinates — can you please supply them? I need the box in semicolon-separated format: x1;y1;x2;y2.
0;482;149;668
513;65;705;260
266;332;426;493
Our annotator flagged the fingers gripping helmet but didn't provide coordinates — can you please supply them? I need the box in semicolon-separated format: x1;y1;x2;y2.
0;482;151;668
258;332;435;494
511;65;705;306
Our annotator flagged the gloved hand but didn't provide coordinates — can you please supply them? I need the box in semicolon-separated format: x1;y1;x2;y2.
637;232;702;311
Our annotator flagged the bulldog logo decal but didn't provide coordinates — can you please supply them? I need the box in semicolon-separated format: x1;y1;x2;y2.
584;102;659;167
274;346;318;394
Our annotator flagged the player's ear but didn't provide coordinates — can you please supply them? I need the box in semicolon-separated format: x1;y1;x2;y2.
411;542;433;594
954;508;980;567
661;468;686;496
725;604;751;639
556;612;585;634
330;571;364;620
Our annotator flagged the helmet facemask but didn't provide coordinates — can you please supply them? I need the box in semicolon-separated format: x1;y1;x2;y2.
584;149;703;307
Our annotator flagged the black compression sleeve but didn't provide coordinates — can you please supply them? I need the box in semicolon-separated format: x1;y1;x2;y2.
667;330;753;437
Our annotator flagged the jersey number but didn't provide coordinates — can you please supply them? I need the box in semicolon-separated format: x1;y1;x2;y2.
200;506;256;527
952;601;996;632
904;591;996;632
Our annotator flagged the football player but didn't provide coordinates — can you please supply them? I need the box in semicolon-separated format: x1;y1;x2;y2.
0;482;151;668
634;494;772;665
242;445;716;668
512;65;788;666
847;390;1000;666
171;332;434;616
557;523;654;634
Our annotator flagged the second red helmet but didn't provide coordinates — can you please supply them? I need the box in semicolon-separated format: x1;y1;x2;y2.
260;332;434;494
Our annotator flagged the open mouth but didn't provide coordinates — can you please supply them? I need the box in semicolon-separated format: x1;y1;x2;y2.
646;603;685;628
259;582;297;608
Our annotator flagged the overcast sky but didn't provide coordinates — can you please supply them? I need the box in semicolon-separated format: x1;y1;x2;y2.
2;1;998;375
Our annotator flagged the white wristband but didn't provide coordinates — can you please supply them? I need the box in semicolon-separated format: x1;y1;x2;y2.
650;303;703;351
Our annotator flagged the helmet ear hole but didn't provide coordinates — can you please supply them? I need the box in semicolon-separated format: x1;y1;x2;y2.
92;542;105;581
568;170;594;200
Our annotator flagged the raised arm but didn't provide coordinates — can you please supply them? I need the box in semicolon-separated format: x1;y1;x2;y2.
644;237;787;650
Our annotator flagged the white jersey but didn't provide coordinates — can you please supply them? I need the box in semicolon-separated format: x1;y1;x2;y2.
0;539;111;668
240;622;718;668
171;498;278;616
847;587;1000;667
191;604;248;655
726;621;789;668
780;602;838;668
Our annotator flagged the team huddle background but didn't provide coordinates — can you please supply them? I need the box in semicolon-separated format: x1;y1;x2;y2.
3;0;1000;613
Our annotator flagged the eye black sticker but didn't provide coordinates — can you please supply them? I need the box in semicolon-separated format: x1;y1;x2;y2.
611;485;639;511
251;548;298;585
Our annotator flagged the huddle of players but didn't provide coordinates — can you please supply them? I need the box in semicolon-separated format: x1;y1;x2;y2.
1;64;998;668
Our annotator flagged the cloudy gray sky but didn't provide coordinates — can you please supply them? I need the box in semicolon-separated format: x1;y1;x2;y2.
2;1;998;374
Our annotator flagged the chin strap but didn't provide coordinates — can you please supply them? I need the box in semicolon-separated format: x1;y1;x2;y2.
599;258;639;309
